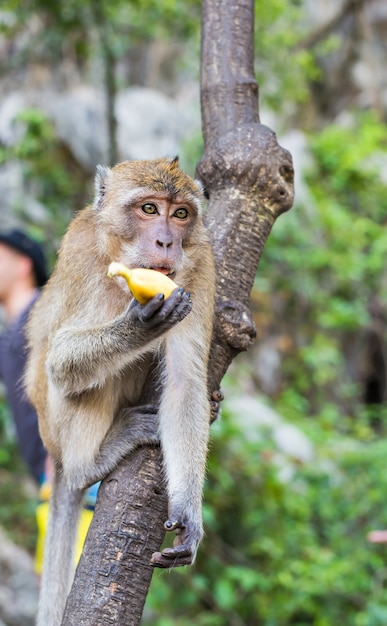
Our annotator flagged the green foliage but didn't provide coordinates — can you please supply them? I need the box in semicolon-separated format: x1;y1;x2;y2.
0;398;37;552
114;0;201;41
145;408;387;625
1;0;201;71
254;0;320;113
145;111;387;625
0;107;88;262
258;112;387;417
0;0;90;67
0;398;13;467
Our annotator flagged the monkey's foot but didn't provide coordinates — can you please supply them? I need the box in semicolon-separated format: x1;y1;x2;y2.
150;546;193;568
150;518;202;568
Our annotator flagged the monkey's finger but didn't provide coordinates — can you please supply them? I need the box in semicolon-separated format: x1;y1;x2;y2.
130;403;159;416
212;389;224;403
137;293;166;320
161;544;192;558
150;548;193;568
156;287;187;318
139;287;186;321
165;291;192;322
210;400;222;423
126;292;164;319
151;289;192;325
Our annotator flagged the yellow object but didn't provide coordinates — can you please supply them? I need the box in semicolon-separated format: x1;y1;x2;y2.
107;262;178;305
35;497;93;575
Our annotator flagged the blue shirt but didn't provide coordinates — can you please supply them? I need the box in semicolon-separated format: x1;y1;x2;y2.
0;294;46;483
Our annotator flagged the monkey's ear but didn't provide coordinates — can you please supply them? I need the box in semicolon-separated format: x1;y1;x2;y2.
94;165;112;210
195;178;209;201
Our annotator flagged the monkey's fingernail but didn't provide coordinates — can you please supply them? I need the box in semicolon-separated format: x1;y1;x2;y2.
178;287;184;295
184;291;191;299
164;519;179;530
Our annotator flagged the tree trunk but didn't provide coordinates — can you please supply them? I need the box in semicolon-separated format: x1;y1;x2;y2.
62;0;294;624
197;0;294;394
62;447;167;626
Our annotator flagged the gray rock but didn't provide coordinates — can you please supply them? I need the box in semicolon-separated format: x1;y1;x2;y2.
42;86;109;171
115;87;197;161
0;93;26;147
0;527;38;626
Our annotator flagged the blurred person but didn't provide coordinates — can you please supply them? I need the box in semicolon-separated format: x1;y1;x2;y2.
0;228;48;484
0;228;97;574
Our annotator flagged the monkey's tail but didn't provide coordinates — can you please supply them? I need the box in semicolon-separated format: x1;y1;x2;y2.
36;468;84;626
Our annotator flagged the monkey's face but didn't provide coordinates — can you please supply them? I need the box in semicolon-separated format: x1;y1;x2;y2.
118;194;198;278
94;159;206;279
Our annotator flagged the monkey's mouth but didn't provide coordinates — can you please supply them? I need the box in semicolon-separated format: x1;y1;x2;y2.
149;266;176;279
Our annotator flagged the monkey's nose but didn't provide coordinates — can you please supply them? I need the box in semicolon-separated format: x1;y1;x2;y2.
156;239;173;249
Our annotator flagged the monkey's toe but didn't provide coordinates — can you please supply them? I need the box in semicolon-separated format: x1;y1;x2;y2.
150;546;193;568
164;518;181;531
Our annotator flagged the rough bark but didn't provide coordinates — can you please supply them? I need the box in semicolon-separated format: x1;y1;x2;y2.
197;0;294;393
62;447;166;625
62;0;294;624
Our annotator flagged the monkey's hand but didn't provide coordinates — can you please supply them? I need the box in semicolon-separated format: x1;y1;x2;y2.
128;287;192;339
150;514;203;568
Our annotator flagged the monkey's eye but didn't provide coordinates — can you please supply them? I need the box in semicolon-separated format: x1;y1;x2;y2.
142;203;158;214
174;207;189;219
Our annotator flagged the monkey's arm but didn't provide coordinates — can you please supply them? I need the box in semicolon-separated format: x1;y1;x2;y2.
47;288;192;396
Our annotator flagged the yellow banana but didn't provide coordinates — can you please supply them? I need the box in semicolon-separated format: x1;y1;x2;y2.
107;262;178;305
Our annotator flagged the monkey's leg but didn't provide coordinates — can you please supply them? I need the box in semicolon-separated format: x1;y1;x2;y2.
36;467;84;626
65;405;160;490
151;334;210;568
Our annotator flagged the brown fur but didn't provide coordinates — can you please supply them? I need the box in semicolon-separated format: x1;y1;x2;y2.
26;158;215;626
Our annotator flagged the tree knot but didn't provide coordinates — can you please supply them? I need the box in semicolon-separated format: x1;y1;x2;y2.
196;122;294;218
214;299;256;351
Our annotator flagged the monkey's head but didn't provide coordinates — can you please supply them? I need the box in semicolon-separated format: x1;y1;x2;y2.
94;157;207;279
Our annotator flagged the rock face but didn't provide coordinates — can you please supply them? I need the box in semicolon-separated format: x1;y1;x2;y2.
0;527;38;626
115;87;198;162
1;0;386;226
0;84;201;224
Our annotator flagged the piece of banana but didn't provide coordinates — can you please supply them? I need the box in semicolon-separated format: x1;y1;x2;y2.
107;262;178;305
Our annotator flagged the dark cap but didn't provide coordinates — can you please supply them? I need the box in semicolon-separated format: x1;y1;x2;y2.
0;229;48;287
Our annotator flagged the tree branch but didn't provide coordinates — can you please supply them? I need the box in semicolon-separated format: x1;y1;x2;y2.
198;0;294;392
200;0;259;144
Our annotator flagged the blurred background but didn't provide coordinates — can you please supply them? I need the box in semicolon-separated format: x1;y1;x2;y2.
1;0;387;624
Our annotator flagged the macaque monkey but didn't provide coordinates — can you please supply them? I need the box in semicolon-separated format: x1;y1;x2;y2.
25;157;215;626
